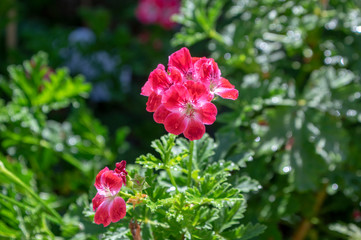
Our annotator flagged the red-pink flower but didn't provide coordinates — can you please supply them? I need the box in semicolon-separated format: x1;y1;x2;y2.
141;47;238;141
194;58;239;100
136;0;159;25
157;81;217;140
136;0;180;29
92;167;126;227
169;48;238;100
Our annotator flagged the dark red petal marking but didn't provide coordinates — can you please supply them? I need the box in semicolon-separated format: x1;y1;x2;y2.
184;81;213;104
101;171;123;193
150;68;173;93
162;84;189;111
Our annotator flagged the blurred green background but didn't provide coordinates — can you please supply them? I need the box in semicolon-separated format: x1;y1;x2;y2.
1;0;361;239
1;0;182;161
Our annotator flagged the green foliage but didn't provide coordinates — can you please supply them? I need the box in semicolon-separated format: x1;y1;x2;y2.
2;0;361;239
0;51;261;239
6;51;90;110
118;134;264;240
329;223;361;240
174;0;361;239
0;52;128;239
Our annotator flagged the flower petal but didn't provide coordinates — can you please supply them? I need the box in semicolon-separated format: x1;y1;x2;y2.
140;80;152;96
115;161;127;173
94;200;111;227
168;47;192;74
184;81;213;104
168;66;183;84
184;118;205;141
95;167;109;191
194;58;220;85
162;84;189;111
164;112;187;135
150;68;173;93
199;102;217;125
146;92;162;112
154;104;171;124
115;161;128;185
92;193;105;211
192;57;204;65
109;197;127;223
100;170;123;195
214;77;239;100
156;64;165;71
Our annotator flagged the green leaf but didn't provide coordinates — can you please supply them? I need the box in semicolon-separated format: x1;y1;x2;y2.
136;153;163;170
7;52;91;110
0;221;20;238
131;174;150;192
177;133;216;171
103;227;130;240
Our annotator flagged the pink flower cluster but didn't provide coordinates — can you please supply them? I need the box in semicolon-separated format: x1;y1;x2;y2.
135;0;180;29
141;47;238;141
92;161;128;227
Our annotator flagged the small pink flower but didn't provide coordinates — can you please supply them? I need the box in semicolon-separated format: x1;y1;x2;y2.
136;0;160;25
159;81;217;140
135;0;180;29
157;0;180;29
194;58;239;100
92;167;126;227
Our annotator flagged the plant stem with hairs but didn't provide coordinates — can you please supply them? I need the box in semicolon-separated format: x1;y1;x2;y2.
187;140;194;187
292;183;328;240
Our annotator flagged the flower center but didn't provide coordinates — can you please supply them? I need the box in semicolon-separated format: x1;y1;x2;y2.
99;185;114;198
184;102;195;117
209;81;216;92
185;70;193;80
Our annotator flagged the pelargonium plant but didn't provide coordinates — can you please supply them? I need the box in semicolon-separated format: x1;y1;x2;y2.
89;48;264;239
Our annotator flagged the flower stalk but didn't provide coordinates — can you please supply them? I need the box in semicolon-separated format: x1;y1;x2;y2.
166;167;179;193
187;140;195;187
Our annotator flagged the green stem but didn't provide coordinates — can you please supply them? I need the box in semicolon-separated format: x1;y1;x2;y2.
164;135;179;193
118;191;133;199
292;183;328;240
166;168;179;193
41;213;55;239
0;161;63;224
187;140;195;187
